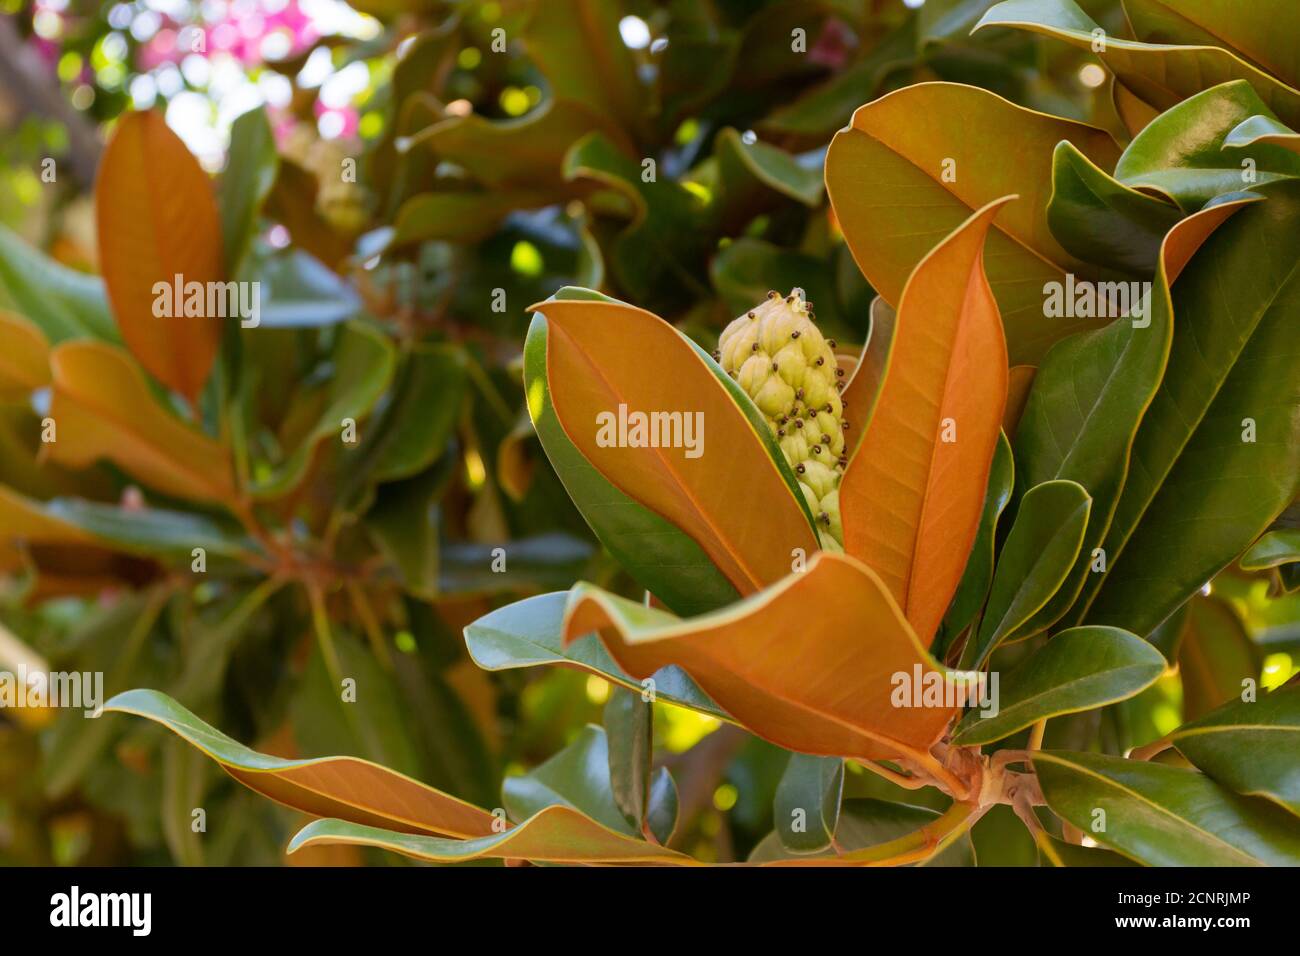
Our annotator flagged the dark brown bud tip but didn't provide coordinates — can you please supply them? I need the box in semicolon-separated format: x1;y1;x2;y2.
835;368;845;377
826;338;837;348
752;342;759;351
791;330;800;339
796;464;806;474
842;420;850;429
822;435;831;444
819;512;829;524
767;290;778;298
811;445;821;454
748;311;756;318
777;428;786;437
815;356;824;366
794;419;804;429
796;388;804;399
771;361;779;371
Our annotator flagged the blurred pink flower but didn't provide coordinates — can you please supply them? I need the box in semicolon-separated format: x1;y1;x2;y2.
135;0;320;72
137;25;180;71
313;99;359;138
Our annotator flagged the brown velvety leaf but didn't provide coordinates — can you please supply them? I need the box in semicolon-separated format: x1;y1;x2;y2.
0;310;50;399
95;111;224;400
106;689;500;839
563;552;965;764
839;199;1011;645
532;296;818;595
45;341;235;505
826;83;1121;364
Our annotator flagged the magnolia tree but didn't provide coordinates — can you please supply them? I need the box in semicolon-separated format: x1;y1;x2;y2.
0;0;1298;867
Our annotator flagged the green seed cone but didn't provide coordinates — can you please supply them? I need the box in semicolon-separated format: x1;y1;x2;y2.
718;288;846;548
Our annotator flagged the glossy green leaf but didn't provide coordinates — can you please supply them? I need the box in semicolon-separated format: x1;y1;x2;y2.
962;480;1091;668
1225;114;1300;154
563;133;710;312
40;498;257;562
404;97;628;193
774;754;844;854
709;239;853;339
1024;198;1257;632
0;224;116;343
1241;528;1300;570
565;554;966;764
389;651;498;811
1122;0;1300;90
1044;836;1139;867
503;724;676;846
750;798;974;866
462;591;727;720
291;632;425;779
937;431;1014;655
1083;180;1300;635
1178;596;1259;721
1170;683;1300;816
390;188;557;247
43;592;167;798
700;127;823;231
603;686;654;837
288;805;699;866
220;105;279;277
105;688;499;838
366;19;459;214
256;250;363;327
161;736;209;867
760;20;919;143
438;534;594;595
364;465;450;599
952;626;1165;745
521;0;648;144
919;0;1005;45
1047;140;1182;273
166;579;282;708
976;0;1300;128
1114;81;1300;211
251;321;396;498
342;343;467;497
656;14;739;127
1143;601;1190;664
969;803;1039;866
1032;750;1300;865
523;290;739;617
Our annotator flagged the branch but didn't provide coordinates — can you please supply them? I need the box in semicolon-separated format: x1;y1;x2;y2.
0;14;101;186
